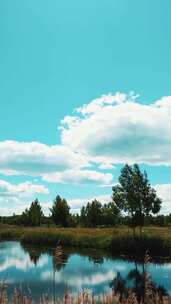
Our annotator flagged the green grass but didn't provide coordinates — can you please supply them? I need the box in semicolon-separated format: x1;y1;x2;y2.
20;226;115;248
1;224;171;257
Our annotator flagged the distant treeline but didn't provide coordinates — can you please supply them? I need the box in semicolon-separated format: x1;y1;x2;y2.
0;198;171;228
0;164;170;230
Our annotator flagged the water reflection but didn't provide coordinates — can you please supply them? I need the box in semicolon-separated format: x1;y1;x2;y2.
22;244;105;267
0;241;170;301
110;264;168;302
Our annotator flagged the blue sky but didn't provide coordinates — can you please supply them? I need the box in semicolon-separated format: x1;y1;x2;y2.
0;0;171;215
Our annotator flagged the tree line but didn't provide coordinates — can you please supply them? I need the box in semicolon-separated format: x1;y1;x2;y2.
1;164;170;231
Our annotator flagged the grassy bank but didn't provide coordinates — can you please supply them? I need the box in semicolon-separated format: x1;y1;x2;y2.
0;225;171;257
0;225;114;248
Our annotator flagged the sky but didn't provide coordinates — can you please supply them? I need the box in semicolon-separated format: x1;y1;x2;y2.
0;0;171;215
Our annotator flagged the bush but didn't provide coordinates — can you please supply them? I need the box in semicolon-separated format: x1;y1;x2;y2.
109;235;171;258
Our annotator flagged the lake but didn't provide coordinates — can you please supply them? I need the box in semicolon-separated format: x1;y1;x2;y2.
0;241;171;301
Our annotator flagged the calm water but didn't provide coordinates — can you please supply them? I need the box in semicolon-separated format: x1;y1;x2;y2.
0;241;171;301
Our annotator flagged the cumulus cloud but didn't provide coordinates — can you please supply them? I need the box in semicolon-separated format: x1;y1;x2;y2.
1;92;171;188
0;179;49;198
43;170;113;185
0;180;49;215
61;92;171;166
0;140;112;185
0;197;26;216
0;140;88;176
155;184;171;214
0;198;52;216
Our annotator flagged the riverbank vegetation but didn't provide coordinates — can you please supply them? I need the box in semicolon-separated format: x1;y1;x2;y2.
0;225;171;258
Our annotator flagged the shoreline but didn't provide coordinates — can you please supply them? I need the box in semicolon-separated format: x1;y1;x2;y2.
0;225;171;259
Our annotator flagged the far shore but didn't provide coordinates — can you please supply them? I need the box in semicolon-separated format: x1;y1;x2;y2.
1;224;171;258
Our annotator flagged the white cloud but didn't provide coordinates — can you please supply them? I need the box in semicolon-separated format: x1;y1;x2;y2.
0;180;49;215
0;197;25;216
155;184;171;214
0;198;52;216
61;92;171;166
0;179;49;198
0;245;48;273
42;269;116;288
0;140;112;185
75;92;138;115
43;170;113;185
1;91;171;192
0;140;88;176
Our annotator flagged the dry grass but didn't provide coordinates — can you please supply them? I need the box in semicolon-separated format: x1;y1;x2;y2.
1;224;171;242
0;287;170;304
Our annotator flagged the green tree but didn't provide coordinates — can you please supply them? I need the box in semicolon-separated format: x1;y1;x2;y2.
29;199;44;226
85;199;103;227
102;202;120;226
80;206;87;226
21;208;30;226
21;199;43;226
50;195;70;227
112;164;162;235
68;213;79;227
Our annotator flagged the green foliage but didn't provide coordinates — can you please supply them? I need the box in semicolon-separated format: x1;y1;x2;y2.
21;199;44;226
81;200;102;227
50;195;70;227
80;200;120;227
102;202;120;226
20;228;111;249
68;214;79;227
29;199;44;226
21;208;30;226
112;164;162;232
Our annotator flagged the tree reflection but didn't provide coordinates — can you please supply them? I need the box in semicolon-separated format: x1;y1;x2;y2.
22;243;69;270
22;244;106;267
88;253;104;265
21;244;46;265
27;248;42;265
110;272;127;300
110;262;168;302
